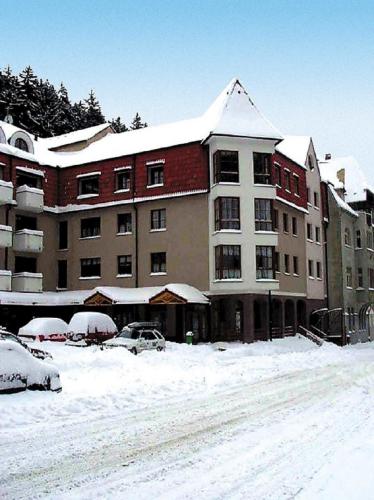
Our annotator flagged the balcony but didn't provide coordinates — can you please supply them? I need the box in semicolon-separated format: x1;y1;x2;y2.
0;225;12;248
0;180;14;205
16;185;44;213
0;270;12;291
12;272;43;293
13;229;43;253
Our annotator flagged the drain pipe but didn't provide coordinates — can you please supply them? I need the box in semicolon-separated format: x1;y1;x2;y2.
131;154;138;288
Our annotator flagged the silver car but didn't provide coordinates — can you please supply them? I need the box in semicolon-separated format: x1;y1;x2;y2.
104;322;166;355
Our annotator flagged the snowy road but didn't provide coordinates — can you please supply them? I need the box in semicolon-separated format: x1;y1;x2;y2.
1;339;374;499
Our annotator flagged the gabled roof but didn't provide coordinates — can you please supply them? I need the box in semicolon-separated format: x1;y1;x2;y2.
40;123;112;150
275;135;311;169
319;156;373;204
0;78;282;168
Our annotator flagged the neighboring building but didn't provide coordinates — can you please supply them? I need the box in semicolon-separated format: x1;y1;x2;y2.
319;155;374;342
0;79;328;343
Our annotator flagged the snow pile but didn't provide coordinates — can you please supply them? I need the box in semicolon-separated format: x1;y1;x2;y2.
68;312;117;334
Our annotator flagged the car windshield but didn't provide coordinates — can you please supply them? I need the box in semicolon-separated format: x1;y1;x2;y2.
118;328;140;340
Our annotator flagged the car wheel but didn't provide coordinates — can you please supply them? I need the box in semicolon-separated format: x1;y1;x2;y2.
156;346;163;352
130;347;137;355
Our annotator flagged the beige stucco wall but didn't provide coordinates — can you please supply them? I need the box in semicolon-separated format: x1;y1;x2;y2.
274;200;307;295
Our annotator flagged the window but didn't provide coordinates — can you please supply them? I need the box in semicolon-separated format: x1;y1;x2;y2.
284;254;290;274
308;259;314;278
151;252;167;274
370;269;374;289
78;175;99;196
116;171;131;191
15;256;37;273
307;187;311;204
80;257;101;278
283;213;289;233
213;150;239;183
151;209;166;230
59;221;68;250
293;256;299;275
314;191;319;208
358;268;363;288
307;223;313;240
255;199;273;231
256;246;274;279
293;175;300;196
275;251;280;272
117;213;132;234
346;267;353;288
147;163;164;186
58;260;67;289
273;209;279;230
81;217;100;238
253;153;272;185
16;171;42;189
15;137;29;152
356;230;362;248
215;245;241;280
15;215;37;231
284;170;291;191
215;197;240;230
274;164;281;186
118;255;132;276
308;155;315;171
344;227;352;246
316;261;322;279
367;230;373;249
292;217;298;236
315;226;321;243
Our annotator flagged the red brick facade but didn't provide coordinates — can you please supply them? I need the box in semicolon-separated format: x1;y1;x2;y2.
272;152;308;209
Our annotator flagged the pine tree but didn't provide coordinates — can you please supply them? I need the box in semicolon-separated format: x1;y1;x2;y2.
71;100;87;130
30;79;62;137
56;83;75;135
83;90;105;128
109;116;128;133
130;112;147;130
18;66;39;131
0;66;21;123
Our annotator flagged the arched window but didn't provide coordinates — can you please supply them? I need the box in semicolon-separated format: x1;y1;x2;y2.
15;137;29;152
344;227;352;246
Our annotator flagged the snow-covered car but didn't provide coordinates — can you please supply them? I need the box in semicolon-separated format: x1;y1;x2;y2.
0;330;52;360
18;317;69;342
67;312;118;344
0;339;61;394
103;322;166;354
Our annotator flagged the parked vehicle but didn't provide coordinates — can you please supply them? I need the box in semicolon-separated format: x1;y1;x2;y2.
18;317;69;342
103;322;166;354
68;312;118;344
0;329;52;360
0;339;61;394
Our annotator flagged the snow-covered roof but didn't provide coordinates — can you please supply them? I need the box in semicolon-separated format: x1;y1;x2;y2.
40;123;112;150
328;184;358;218
0;284;209;306
0;79;282;168
319;156;373;203
275;135;311;169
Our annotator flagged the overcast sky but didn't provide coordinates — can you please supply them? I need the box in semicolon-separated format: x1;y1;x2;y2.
1;0;373;177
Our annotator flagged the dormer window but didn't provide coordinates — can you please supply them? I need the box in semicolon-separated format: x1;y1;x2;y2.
15;138;29;152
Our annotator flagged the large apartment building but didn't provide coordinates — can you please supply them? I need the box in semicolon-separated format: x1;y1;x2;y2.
0;79;327;342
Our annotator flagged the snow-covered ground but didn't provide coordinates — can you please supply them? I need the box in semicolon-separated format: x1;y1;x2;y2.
1;337;374;499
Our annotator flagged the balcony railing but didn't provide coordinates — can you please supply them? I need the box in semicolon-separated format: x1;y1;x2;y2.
16;185;44;213
0;225;12;248
13;229;43;253
0;270;12;291
0;180;14;205
12;272;43;293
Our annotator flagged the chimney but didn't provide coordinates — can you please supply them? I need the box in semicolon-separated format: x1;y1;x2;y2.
325;153;331;160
